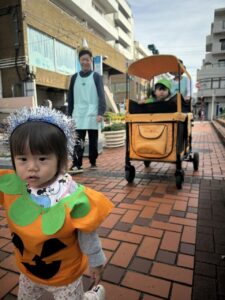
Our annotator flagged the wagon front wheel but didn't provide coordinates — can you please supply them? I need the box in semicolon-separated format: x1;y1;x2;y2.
125;165;135;183
144;161;151;167
175;174;183;189
193;152;199;171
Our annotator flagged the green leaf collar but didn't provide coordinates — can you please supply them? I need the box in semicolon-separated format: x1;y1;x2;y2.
1;174;91;235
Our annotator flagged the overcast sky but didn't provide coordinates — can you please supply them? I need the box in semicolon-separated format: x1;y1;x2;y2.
128;0;225;90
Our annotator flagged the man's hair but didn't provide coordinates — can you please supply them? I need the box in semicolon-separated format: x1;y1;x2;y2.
10;121;68;174
78;47;92;58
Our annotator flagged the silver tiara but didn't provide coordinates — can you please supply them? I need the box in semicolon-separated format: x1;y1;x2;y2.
6;106;76;158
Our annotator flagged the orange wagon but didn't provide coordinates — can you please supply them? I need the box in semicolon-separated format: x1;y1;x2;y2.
125;55;199;189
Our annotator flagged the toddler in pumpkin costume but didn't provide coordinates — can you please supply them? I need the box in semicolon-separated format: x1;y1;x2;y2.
0;107;113;300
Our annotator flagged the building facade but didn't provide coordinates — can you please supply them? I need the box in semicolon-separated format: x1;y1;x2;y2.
196;8;225;120
0;0;151;110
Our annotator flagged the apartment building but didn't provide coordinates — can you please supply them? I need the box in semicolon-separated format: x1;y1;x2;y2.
0;0;151;110
196;7;225;120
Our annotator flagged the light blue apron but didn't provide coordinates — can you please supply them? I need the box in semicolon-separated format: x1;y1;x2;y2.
73;73;99;129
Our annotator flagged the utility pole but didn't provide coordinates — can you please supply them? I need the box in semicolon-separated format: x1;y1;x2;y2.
211;89;216;121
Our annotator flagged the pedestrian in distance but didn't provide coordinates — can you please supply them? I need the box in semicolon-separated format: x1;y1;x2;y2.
201;110;205;121
0;106;113;300
67;47;106;174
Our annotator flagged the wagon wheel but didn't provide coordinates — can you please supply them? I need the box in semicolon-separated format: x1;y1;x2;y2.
175;174;183;189
193;152;199;171
125;165;135;183
144;161;151;167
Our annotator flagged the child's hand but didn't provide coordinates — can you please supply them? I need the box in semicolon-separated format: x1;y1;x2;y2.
184;96;191;102
138;98;146;105
89;265;105;286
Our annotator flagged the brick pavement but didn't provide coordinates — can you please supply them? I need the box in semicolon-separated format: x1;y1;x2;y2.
0;121;225;299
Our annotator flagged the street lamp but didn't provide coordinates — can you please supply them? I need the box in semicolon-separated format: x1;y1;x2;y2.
148;44;159;55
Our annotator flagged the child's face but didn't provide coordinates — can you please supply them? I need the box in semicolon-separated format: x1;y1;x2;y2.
14;147;58;189
155;86;169;101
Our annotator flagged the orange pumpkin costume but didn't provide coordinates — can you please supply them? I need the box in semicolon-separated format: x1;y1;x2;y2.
0;169;113;286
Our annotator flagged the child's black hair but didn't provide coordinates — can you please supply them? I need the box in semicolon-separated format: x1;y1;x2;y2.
10;121;68;175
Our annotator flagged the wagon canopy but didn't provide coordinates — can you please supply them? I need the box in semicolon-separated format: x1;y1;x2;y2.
127;55;191;81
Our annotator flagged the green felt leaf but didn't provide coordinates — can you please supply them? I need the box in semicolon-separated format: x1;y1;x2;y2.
9;195;41;226
7;182;90;234
66;185;90;219
62;184;85;207
42;204;66;235
70;193;90;218
0;173;24;194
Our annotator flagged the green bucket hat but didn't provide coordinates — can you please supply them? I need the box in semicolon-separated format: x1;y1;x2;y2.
155;78;172;91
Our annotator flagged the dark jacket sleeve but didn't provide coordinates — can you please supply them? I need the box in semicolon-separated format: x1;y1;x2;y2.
93;72;106;116
67;74;77;116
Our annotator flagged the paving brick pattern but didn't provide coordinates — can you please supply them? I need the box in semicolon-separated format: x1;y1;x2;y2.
0;121;225;299
192;179;225;300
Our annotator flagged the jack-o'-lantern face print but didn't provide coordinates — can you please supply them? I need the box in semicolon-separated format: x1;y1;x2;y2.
12;233;66;279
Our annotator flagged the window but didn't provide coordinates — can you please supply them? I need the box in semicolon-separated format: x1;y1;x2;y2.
205;63;212;69
218;60;225;67
27;27;77;75
55;40;76;74
110;84;116;93
206;44;212;52
117;83;126;93
223;20;225;29
200;79;211;89
28;27;55;71
220;39;225;51
212;79;219;89
220;78;225;88
111;83;126;93
92;2;104;15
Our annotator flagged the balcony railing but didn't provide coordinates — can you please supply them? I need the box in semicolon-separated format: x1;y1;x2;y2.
94;0;118;14
117;0;132;17
213;20;225;34
202;62;225;69
114;11;132;33
197;77;225;90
